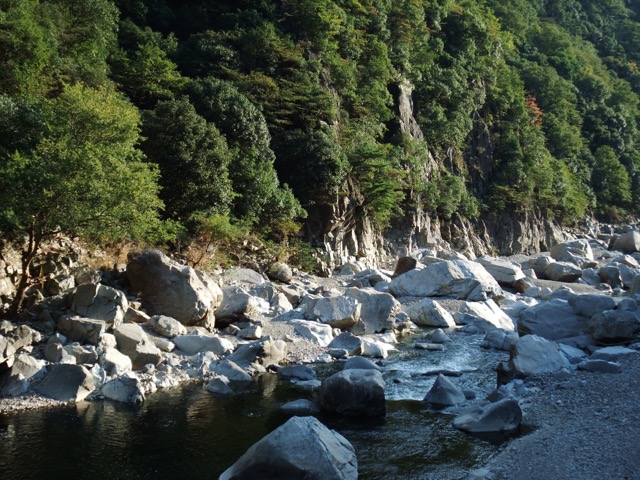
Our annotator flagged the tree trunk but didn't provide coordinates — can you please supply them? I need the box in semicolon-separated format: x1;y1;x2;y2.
7;229;41;320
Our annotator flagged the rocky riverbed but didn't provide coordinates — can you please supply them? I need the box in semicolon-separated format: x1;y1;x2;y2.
2;229;640;479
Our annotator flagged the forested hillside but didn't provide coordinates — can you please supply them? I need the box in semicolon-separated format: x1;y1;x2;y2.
1;0;639;264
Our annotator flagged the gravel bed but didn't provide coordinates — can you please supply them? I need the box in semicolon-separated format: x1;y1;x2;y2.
476;353;640;480
260;315;326;364
0;392;66;414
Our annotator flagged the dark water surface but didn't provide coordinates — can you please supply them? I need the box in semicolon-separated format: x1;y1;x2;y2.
0;334;505;480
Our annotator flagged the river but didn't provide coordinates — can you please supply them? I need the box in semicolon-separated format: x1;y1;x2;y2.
0;331;511;479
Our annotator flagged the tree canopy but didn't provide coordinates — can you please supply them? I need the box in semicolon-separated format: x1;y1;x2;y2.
1;0;640;276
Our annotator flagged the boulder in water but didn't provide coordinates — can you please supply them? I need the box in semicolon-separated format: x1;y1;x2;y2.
219;416;357;480
423;374;466;406
319;369;386;416
453;398;522;433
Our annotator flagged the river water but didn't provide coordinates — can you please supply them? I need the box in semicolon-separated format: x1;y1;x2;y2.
0;332;510;479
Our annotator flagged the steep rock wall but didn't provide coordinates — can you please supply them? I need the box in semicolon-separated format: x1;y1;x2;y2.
305;79;567;273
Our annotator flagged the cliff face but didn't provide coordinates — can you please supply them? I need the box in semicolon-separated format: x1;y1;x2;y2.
310;79;567;271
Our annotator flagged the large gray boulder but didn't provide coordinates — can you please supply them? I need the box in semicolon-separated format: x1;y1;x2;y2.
352;268;391;287
453;398;522;433
100;347;132;376
476;257;525;286
45;274;75;296
568;294;616;317
588;310;640;344
146;315;187;338
360;337;396;359
277;365;317;381
598;265;623;289
221;268;265;285
69;283;127;329
345;288;399;333
550;239;594;265
291;320;334;347
266;263;293;284
482;329;518;351
113;323;163;370
271;293;293;315
226;336;287;368
406;299;456;328
305;296;361;330
0;324;41;366
206;376;232;395
458;301;515;332
613;231;640;254
423;374;466;406
213;359;252;382
591;346;638;361
37;364;95;402
126;249;222;327
605;262;638;288
518;299;589;341
509;335;571;377
214;287;259;323
63;343;98;364
528;256;555;279
57;316;106;346
343;356;380;371
328;332;363;356
101;373;145;403
1;354;46;397
545;262;582;282
389;260;502;301
3;353;46;381
319;369;386;416
219;416;357;480
577;359;622;373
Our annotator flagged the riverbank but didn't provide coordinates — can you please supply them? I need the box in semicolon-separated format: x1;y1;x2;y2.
476;352;640;480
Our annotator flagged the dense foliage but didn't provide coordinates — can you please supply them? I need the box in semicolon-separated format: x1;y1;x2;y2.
2;0;640;268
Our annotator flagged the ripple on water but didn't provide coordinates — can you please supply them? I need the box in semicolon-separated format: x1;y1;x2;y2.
383;332;507;401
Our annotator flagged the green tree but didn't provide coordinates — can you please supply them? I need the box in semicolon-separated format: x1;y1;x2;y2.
186;77;305;224
0;0;55;95
273;127;349;208
141;97;234;224
110;19;185;108
592;145;632;214
0;83;165;316
0;0;119;95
